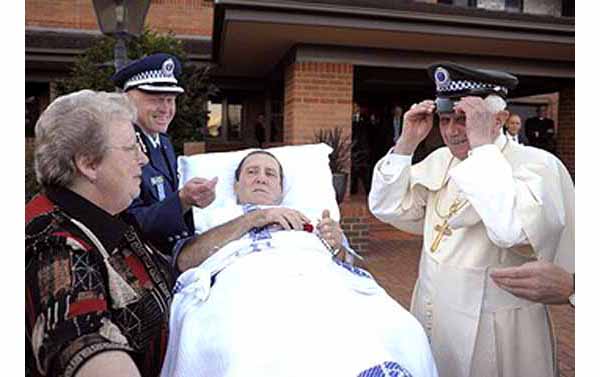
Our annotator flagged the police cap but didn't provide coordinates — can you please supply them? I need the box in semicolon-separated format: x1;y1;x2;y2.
427;62;518;113
111;53;184;94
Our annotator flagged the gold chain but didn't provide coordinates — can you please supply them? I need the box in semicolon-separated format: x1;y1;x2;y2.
430;139;510;252
433;156;466;220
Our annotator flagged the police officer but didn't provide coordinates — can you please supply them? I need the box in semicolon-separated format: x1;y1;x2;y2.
112;53;217;254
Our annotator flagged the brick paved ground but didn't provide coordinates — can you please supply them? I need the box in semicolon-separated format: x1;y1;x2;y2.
360;221;574;377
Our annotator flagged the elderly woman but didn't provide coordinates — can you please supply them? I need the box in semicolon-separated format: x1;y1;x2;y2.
26;90;174;377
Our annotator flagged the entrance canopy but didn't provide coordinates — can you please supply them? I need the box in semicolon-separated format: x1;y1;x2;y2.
212;0;574;96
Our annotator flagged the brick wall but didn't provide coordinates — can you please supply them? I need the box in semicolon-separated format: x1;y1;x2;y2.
26;0;98;30
283;61;367;250
557;85;575;179
340;199;371;254
283;61;353;145
25;0;214;36
146;0;213;36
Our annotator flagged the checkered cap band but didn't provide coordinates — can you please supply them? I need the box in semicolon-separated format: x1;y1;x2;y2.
124;69;178;91
437;80;507;96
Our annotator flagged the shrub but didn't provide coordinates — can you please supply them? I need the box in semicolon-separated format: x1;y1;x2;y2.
313;127;353;174
26;29;219;200
55;28;218;154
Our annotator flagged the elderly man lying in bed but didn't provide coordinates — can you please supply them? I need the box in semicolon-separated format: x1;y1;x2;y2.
162;150;438;377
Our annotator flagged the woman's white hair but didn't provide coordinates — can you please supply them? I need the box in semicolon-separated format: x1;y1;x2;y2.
34;89;137;188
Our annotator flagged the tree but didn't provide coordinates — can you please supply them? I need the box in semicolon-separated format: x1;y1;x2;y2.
26;29;218;201
56;28;218;153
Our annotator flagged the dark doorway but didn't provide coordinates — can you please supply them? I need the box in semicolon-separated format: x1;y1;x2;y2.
25;82;50;138
353;66;444;169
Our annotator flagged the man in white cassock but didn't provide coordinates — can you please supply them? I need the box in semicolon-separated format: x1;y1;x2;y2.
368;62;574;377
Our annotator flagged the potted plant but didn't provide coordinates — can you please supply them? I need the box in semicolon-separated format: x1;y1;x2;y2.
314;127;352;204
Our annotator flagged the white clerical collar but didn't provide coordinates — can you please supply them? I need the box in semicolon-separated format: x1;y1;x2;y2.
140;129;161;148
504;130;518;142
494;132;508;149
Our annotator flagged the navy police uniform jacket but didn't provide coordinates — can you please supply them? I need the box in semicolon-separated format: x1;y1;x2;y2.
127;125;194;254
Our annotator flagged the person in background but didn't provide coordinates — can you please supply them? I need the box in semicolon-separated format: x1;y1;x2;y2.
525;104;556;153
504;113;528;145
351;103;372;195
392;105;404;143
111;53;217;254
368;112;393;168
26;90;174;377
254;113;266;147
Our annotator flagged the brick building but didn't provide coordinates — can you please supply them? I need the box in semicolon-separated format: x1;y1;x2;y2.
25;0;575;252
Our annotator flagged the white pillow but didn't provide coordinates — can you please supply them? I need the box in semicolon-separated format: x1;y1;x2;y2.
178;143;340;234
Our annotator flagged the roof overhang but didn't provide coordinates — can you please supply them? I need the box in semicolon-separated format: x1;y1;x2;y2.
25;27;212;81
212;0;574;79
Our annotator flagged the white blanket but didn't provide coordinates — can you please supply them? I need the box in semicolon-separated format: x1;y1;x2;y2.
161;208;438;377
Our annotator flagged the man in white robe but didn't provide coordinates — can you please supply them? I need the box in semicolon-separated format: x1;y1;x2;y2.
368;62;574;377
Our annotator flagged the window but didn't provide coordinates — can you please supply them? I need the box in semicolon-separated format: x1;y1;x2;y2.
227;103;243;139
505;0;523;12
206;100;223;138
437;0;477;7
206;98;244;141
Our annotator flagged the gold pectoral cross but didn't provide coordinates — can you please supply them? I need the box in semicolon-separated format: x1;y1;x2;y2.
430;219;452;253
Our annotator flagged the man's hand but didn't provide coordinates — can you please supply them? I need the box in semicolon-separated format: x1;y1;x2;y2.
317;209;343;251
394;100;435;155
177;206;307;272
258;207;310;231
454;96;497;149
490;260;574;305
179;177;218;213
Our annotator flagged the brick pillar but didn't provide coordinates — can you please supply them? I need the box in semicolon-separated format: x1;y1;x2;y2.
283;61;369;251
283;61;353;145
557;85;575;179
340;200;371;254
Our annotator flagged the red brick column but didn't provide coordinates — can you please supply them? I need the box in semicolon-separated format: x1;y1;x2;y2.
340;200;371;254
283;61;366;249
283;61;353;144
557;85;575;179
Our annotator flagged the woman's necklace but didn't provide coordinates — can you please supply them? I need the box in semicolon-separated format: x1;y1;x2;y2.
430;139;509;253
